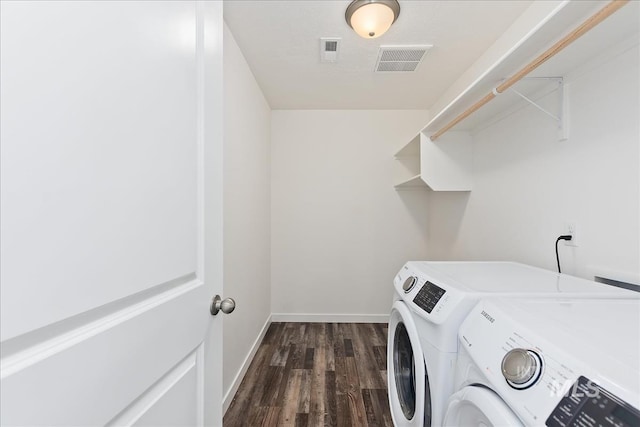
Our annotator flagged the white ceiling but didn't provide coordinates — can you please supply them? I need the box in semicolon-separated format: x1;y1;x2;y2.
223;0;534;110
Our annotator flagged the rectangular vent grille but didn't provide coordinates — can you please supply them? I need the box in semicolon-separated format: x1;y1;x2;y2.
325;41;338;52
378;62;420;72
375;45;432;73
320;37;341;63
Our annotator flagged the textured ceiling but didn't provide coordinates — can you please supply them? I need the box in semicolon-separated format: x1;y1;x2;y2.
224;0;534;110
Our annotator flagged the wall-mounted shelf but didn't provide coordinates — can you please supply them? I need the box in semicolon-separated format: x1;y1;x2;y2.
394;135;427;190
393;132;472;192
393;1;638;192
394;174;425;190
394;134;420;159
423;0;639;139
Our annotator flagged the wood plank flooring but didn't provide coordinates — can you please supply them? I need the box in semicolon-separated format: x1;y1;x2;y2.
224;323;392;427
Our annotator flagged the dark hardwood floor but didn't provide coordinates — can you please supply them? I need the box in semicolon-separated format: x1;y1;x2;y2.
224;322;392;427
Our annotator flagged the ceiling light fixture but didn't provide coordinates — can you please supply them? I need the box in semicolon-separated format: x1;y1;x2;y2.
345;0;400;39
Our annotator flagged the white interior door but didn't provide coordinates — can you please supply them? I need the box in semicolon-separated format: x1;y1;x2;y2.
0;1;224;425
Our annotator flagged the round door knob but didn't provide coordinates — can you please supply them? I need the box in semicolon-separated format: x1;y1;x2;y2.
501;348;542;389
210;295;236;315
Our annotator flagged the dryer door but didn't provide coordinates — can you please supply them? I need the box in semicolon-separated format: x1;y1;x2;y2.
388;301;429;427
443;386;523;427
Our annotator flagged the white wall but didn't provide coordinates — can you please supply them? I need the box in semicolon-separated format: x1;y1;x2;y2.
271;110;431;318
222;24;271;405
428;43;639;284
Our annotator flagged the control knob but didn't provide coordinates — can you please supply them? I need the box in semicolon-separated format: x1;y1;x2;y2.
501;348;543;389
402;276;417;293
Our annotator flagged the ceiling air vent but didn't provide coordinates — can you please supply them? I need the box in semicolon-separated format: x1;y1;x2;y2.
375;45;432;72
320;37;341;63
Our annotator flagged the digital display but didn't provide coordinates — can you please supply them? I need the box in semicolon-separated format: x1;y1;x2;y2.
546;376;640;427
412;281;446;313
613;405;638;426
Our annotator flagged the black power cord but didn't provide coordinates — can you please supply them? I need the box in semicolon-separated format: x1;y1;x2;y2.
555;235;573;273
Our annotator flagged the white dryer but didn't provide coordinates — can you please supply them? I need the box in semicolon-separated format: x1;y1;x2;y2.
443;297;640;426
387;261;638;427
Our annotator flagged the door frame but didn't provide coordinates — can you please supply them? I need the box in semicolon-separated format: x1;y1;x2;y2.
200;1;225;424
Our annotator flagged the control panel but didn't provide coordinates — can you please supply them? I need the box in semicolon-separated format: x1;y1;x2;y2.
394;263;466;326
546;376;640;427
412;281;446;313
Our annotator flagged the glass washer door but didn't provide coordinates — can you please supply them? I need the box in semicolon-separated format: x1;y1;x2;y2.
388;301;427;426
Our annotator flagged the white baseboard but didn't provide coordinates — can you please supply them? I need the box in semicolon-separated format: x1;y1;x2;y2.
222;314;272;414
270;313;389;323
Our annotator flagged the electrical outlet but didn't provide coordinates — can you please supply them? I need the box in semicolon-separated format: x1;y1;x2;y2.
564;222;578;247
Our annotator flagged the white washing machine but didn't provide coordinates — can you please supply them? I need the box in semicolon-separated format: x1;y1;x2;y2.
387;261;639;427
443;297;640;426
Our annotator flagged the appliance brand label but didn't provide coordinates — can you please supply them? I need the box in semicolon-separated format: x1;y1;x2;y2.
481;310;495;323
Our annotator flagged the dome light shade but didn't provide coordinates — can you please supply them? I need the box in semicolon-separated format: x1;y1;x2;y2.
345;0;400;39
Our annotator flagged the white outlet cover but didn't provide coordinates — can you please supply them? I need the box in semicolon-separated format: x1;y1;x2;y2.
565;222;578;247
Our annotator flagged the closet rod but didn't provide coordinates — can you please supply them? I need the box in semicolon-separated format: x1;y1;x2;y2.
430;0;629;142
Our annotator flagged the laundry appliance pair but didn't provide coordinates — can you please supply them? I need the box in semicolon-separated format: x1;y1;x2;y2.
387;261;639;427
443;297;640;426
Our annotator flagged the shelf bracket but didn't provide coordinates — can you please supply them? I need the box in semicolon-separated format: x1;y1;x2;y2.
498;77;569;141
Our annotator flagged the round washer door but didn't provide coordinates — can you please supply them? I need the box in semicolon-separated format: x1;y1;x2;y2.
388;301;427;427
442;386;523;427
